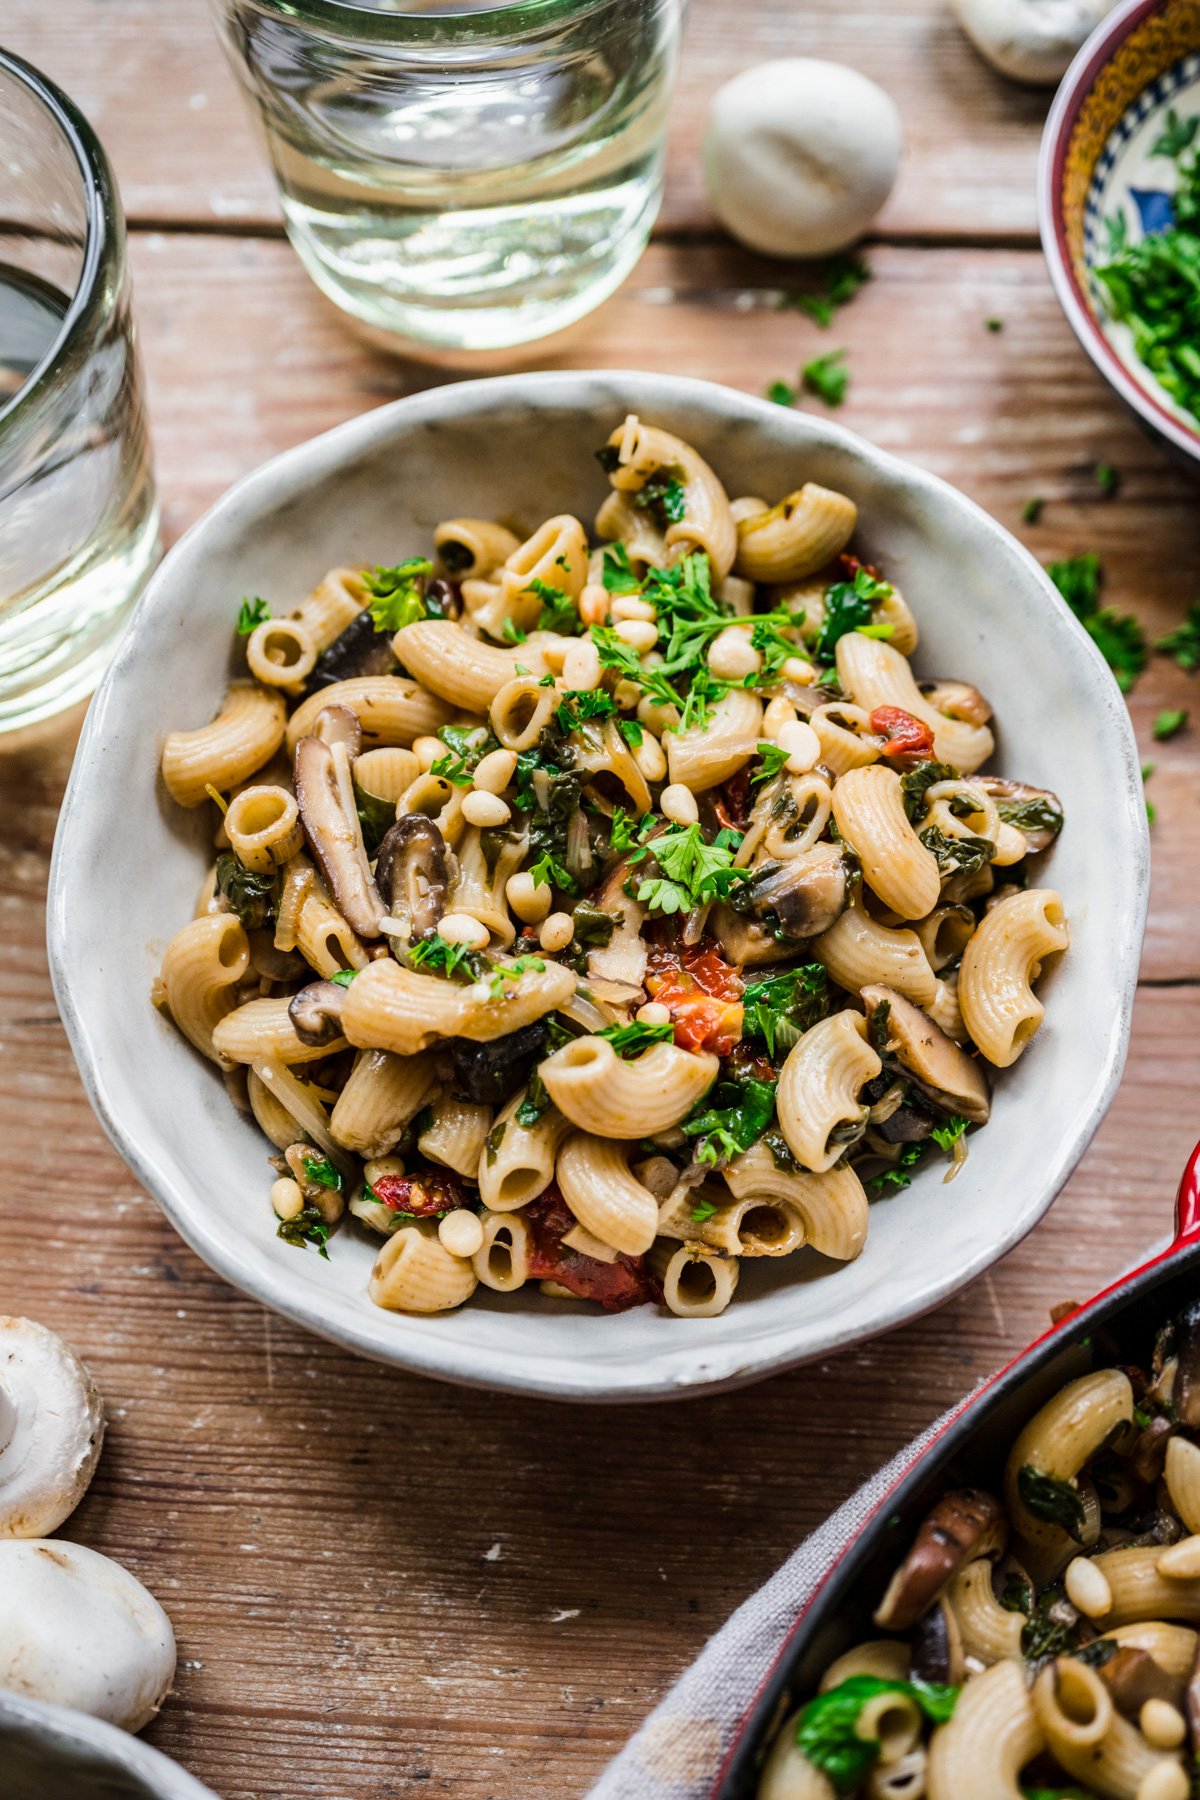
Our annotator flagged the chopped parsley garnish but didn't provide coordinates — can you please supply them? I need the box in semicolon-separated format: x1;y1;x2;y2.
528;850;578;894
364;558;432;633
236;595;270;635
780;255;870;328
1154;707;1188;740
1143;759;1157;827
813;566;894;661
631;822;749;916
682;1074;777;1167
801;349;849;408
795;1677;959;1795
298;1152;343;1192
930;1114;969;1154
766;378;797;406
690;1197;720;1224
1021;497;1044;525
328;969;357;988
429;750;474;786
501;618;528;645
1156;603;1200;671
525;579;583;636
601;544;642;594
556;689;616;733
488;955;546;995
985;317;1004;332
741;964;830;1058
408;934;486;980
277;1206;332;1259
751;741;792;786
634;468;688;527
1095;461;1119;496
597;1019;675;1058
1017;1464;1086;1540
590;625;681;712
1046;554;1146;693
617;717;643;748
866;1143;924;1195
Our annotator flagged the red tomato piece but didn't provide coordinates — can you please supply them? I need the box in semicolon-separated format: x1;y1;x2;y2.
869;705;935;762
646;942;745;1055
713;765;752;832
523;1190;662;1312
370;1169;464;1216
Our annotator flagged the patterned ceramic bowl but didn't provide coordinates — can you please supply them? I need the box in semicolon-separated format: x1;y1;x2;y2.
1040;0;1200;470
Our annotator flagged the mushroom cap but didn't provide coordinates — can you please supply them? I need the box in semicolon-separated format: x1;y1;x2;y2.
0;1540;176;1732
862;984;991;1124
873;1488;1006;1631
703;59;902;258
951;0;1117;83
0;1318;104;1540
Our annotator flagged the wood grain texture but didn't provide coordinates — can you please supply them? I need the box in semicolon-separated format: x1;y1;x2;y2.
2;10;1200;1797
4;0;1046;241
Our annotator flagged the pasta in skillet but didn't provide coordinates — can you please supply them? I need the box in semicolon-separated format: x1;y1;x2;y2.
154;416;1068;1319
757;1306;1200;1800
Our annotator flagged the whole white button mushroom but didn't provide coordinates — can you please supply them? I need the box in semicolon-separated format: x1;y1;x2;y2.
952;0;1118;83
0;1540;176;1731
0;1317;105;1539
703;60;903;258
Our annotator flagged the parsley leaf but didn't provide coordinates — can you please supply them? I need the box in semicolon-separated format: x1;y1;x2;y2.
590;625;681;712
364;558;432;633
526;579;583;636
328;969;357;988
601;544;642;594
236;596;270;635
741;964;830;1057
556;688;616;733
1143;759;1157;828
780;255;870;328
634;468;688;527
430;750;474;787
866;1143;924;1195
1021;497;1044;525
751;742;791;786
801;349;849;407
597;1019;675;1058
814;566;894;661
408;934;488;981
1156;603;1200;671
1046;555;1146;693
766;377;797;406
930;1114;969;1154
617;717;643;748
528;850;578;894
636;822;749;915
1154;707;1188;740
690;1197;720;1223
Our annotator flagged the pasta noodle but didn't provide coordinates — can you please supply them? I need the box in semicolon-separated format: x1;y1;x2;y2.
154;416;1067;1319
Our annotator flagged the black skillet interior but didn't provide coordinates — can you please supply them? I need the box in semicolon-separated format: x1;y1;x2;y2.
715;1234;1200;1798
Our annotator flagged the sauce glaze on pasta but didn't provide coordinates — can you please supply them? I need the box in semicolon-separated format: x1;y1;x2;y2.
757;1306;1200;1800
154;415;1068;1319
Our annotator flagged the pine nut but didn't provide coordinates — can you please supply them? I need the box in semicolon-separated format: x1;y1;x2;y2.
637;694;679;731
633;732;667;781
637;1002;672;1026
660;783;699;825
762;696;798;739
611;596;657;623
776;719;821;773
438;1209;485;1258
562;639;602;689
471;748;517;795
462;790;511;828
1064;1556;1113;1620
1157;1535;1200;1580
1141;1700;1187;1751
1136;1761;1189;1800
782;655;817;683
437;912;490;949
707;625;762;682
506;870;552;925
413;735;443;771
270;1176;304;1221
579;583;608;626
539;911;574;953
614;619;658;652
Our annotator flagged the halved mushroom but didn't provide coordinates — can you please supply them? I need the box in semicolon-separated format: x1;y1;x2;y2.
0;1539;175;1731
874;1489;1007;1631
375;814;449;943
310;701;362;755
909;1598;965;1686
861;984;991;1125
976;776;1065;853
309;608;395;691
0;1318;104;1539
293;734;385;937
1174;1301;1200;1429
728;844;849;943
918;678;993;728
287;980;348;1047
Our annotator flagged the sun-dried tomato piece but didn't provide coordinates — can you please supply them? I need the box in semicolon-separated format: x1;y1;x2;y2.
370;1168;464;1217
523;1190;662;1313
645;941;744;1055
869;706;936;763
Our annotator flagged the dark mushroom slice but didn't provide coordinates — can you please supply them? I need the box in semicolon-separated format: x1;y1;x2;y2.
311;702;362;756
450;1020;549;1106
375;815;449;943
728;845;849;941
976;777;1065;853
308;608;395;691
1174;1300;1200;1429
861;984;990;1125
1098;1644;1184;1715
909;1599;964;1686
293;735;385;938
917;678;993;728
288;980;348;1048
873;1488;1007;1632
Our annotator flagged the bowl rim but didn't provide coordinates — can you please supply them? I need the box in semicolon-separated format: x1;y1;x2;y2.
1038;0;1200;466
0;1691;218;1799
48;369;1149;1402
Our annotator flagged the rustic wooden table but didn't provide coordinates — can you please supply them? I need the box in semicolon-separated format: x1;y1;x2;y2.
2;4;1199;1796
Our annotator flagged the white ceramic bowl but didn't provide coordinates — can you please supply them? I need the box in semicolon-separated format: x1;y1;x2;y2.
0;1693;217;1800
49;371;1148;1402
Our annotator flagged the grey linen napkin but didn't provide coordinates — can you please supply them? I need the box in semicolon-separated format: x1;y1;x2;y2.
588;1398;974;1800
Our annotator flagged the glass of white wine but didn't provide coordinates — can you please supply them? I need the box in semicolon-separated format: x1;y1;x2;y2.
211;0;685;356
0;51;160;734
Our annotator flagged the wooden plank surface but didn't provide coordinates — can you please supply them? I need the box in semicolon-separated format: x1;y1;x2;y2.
3;5;1200;1797
5;0;1046;241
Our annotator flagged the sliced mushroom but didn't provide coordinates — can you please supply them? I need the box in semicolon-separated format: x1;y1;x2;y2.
293;734;385;937
909;1598;965;1685
308;608;395;690
586;856;648;991
861;984;991;1125
1099;1644;1183;1715
375;814;449;942
311;701;362;755
0;1319;104;1539
732;844;849;941
0;1539;176;1731
1174;1301;1200;1429
917;678;993;728
976;776;1065;853
874;1489;1007;1631
450;1021;548;1105
287;980;348;1047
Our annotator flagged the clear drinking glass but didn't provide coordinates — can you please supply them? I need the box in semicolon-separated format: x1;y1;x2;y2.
211;0;684;354
0;51;159;733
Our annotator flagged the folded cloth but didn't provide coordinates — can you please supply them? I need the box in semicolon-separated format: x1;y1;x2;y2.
588;1397;974;1800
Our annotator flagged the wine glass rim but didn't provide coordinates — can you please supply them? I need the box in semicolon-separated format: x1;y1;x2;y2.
235;0;617;39
0;49;123;435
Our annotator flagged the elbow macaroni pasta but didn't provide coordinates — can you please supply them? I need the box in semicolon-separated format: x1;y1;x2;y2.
155;419;1068;1320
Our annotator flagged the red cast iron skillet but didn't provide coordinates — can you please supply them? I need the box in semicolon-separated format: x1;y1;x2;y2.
714;1138;1200;1797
